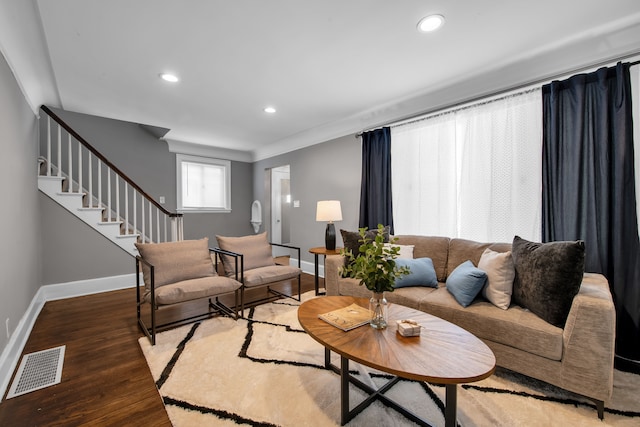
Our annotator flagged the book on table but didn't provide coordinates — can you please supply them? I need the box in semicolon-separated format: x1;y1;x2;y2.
318;303;372;331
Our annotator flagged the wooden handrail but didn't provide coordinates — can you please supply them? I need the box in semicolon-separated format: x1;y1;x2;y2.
41;105;180;218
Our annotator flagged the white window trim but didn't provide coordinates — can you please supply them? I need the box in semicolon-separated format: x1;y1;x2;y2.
176;154;231;213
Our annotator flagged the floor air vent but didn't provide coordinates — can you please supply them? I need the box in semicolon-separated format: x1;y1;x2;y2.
6;345;65;399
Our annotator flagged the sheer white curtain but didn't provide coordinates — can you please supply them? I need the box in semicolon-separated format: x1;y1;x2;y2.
391;113;458;237
391;89;542;242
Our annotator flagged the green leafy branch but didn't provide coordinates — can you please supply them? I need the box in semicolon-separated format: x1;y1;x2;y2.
340;224;410;294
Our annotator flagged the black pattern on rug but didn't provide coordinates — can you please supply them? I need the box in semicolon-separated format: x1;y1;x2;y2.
163;396;278;427
154;300;450;426
237;301;452;426
144;295;640;426
156;322;201;389
462;383;640;419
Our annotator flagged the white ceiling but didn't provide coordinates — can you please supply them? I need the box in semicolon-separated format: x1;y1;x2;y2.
4;1;640;160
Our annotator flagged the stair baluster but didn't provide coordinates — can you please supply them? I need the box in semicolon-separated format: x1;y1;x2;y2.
37;106;183;255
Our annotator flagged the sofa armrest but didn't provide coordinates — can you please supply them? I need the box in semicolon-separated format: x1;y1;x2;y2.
561;273;616;401
325;254;346;296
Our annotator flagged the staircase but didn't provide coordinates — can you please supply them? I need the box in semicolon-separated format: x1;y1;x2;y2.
37;106;183;256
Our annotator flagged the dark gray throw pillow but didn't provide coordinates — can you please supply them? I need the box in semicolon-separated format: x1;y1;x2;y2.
340;226;390;257
511;235;585;328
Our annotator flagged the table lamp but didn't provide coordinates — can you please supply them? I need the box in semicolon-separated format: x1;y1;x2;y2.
316;200;342;250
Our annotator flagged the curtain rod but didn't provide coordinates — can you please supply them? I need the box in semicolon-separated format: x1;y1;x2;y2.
356;55;640;138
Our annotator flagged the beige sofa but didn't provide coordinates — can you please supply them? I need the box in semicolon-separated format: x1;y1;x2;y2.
325;236;616;418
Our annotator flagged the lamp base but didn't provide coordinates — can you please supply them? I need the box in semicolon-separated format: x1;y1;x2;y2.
325;223;336;250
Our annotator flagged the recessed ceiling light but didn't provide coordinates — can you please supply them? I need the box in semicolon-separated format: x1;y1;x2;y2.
264;106;276;114
159;73;179;83
417;14;445;33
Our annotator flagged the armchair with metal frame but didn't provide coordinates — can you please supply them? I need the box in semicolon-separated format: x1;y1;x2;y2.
135;238;242;345
215;233;302;317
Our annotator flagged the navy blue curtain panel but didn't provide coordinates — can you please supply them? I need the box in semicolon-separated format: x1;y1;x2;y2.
542;62;640;361
359;127;394;234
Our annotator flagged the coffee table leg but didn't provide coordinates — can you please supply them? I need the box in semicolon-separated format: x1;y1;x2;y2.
340;356;349;425
445;384;457;427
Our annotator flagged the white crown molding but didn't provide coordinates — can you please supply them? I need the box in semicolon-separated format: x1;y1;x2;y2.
253;15;640;162
165;138;252;163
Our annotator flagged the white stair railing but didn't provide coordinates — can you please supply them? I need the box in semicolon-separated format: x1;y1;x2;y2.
40;106;183;244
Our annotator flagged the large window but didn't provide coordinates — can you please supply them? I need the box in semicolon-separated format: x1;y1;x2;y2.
391;89;542;242
176;154;231;212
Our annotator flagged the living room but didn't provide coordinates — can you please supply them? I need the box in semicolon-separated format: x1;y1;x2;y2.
1;1;640;425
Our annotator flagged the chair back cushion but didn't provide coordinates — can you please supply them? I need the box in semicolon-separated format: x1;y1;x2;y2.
136;238;216;289
216;232;275;276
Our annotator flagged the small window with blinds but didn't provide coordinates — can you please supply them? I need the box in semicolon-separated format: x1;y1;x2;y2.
176;154;231;212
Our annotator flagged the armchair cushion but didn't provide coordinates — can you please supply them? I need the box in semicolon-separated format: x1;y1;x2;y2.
242;265;301;288
154;276;242;305
135;238;216;290
216;232;275;276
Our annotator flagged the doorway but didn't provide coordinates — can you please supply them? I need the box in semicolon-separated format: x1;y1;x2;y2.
270;165;291;245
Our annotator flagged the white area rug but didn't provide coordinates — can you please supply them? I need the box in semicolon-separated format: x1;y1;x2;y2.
139;292;640;426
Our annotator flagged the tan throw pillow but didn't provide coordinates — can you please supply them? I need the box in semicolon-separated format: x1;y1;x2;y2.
478;248;515;310
216;232;275;276
383;243;415;259
135;238;216;289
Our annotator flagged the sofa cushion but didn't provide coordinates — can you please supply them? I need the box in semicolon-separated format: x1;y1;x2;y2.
511;236;585;328
446;260;487;307
216;232;275;276
242;265;301;288
447;238;512;279
135;238;216;290
394;236;451;282
335;275;437;309
153;276;241;305
419;287;563;361
393;258;438;288
479;248;515;310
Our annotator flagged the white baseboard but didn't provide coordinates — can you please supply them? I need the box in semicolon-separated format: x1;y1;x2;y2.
0;288;46;402
291;258;323;278
0;262;325;400
0;273;137;401
40;273;137;301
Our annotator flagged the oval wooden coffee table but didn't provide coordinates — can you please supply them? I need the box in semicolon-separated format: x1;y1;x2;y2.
298;296;496;427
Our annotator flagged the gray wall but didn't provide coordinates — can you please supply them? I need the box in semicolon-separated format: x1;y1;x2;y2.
0;51;41;350
183;160;255;244
47;108;177;210
253;134;362;264
39;193;132;284
39;108;254;279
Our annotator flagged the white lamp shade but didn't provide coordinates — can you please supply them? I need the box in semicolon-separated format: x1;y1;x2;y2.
316;200;343;222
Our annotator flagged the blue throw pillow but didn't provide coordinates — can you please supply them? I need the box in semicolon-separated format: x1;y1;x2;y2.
394;258;438;288
446;260;487;307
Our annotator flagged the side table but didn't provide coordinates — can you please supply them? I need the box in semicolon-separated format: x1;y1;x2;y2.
308;246;343;295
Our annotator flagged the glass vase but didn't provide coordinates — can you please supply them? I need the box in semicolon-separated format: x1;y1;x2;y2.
369;292;388;329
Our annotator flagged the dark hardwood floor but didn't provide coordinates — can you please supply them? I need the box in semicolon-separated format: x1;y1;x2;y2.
0;273;317;426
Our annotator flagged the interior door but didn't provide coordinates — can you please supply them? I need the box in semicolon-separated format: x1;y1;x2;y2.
270;165;291;249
